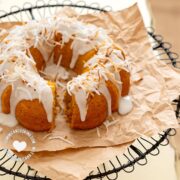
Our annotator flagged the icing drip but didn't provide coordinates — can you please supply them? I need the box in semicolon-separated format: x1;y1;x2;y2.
38;84;54;122
114;71;122;112
98;81;112;116
114;72;122;90
37;42;54;62
9;79;53;123
118;96;133;115
0;113;17;127
67;66;117;121
70;39;94;69
74;89;88;122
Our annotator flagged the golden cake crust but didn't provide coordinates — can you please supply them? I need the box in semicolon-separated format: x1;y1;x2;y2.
120;69;130;96
15;81;56;132
29;47;46;71
15;99;53;132
1;85;12;114
70;93;108;129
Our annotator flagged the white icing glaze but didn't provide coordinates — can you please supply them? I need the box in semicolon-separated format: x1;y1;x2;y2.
0;14;132;127
118;96;133;115
67;66;116;121
54;17;111;69
114;71;122;111
74;89;88;121
98;81;112;116
37;41;54;62
0;113;17;127
9;78;53;123
70;39;93;69
114;72;122;90
44;63;70;81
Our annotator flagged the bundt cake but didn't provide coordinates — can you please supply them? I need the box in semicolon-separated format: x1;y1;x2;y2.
0;15;132;131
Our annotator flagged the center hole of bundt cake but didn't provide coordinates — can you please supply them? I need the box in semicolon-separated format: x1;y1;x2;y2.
41;62;77;83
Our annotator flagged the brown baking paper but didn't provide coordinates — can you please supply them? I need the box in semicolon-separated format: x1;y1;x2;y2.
14;143;128;180
0;4;179;153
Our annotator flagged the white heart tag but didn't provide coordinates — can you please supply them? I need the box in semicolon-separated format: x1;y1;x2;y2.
13;140;27;152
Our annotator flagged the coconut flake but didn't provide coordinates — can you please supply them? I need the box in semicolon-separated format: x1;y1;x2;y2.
48;136;74;145
96;127;101;138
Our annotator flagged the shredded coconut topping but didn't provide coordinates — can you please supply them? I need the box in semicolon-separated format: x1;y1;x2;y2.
48;136;74;145
0;14;131;123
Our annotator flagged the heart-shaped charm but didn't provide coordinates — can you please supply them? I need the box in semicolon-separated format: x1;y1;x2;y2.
13;140;27;152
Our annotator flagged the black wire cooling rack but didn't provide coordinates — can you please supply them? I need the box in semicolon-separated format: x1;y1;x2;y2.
0;1;179;180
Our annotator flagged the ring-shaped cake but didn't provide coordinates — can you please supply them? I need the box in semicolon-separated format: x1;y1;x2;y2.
0;15;132;131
